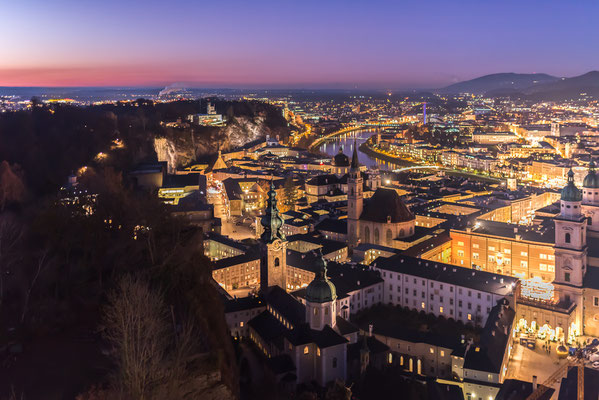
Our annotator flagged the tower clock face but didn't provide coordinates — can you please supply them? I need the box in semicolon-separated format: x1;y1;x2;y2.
272;239;282;251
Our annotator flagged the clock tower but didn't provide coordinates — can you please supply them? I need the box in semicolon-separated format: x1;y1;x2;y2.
260;181;288;291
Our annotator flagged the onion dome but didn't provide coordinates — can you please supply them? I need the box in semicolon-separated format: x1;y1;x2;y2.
260;181;285;243
583;159;599;189
561;168;582;202
305;251;337;303
332;147;350;167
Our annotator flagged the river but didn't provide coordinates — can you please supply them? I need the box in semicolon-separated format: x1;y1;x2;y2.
317;129;407;170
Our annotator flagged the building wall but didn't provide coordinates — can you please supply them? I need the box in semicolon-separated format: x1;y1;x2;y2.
225;306;266;337
212;259;260;291
583;287;599;336
375;266;510;327
450;230;555;282
373;333;454;379
360;219;415;247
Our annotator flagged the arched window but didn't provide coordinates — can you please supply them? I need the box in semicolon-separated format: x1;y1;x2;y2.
275;258;280;267
386;229;393;244
565;233;571;244
325;307;329;315
400;228;405;237
304;346;309;355
364;226;370;243
409;227;413;235
374;228;380;244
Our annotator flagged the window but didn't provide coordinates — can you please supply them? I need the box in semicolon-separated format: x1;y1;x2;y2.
488;246;495;251
240;321;244;327
304;346;309;354
333;357;337;368
504;249;511;254
440;350;445;357
473;252;479;260
450;298;454;305
421;302;426;309
458;241;464;246
565;272;571;282
473;243;479;249
317;348;321;357
594;297;599;307
521;261;528;268
540;254;548;260
565;233;571;244
440;306;444;313
457;250;465;257
430;348;434;354
468;313;472;321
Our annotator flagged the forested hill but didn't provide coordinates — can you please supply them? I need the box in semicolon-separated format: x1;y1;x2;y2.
0;98;289;197
0;99;288;399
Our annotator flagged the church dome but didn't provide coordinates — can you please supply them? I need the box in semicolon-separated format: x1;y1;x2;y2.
583;160;599;189
360;188;415;223
561;169;582;202
305;253;337;303
332;147;350;167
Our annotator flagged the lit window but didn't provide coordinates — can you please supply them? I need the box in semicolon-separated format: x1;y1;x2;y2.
421;302;426;309
440;350;445;357
317;348;321;357
240;321;244;327
304;346;309;355
440;306;444;313
430;348;434;354
468;313;472;321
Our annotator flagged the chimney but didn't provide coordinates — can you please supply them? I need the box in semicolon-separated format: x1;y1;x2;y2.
532;375;537;391
368;324;373;337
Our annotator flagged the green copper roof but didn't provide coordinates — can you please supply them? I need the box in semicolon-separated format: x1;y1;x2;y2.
260;181;286;243
306;252;337;304
561;168;582;202
583;160;599;189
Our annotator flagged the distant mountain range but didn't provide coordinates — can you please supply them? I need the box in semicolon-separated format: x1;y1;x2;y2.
437;71;599;100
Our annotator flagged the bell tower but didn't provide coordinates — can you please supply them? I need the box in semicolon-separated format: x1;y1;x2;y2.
260;181;288;291
582;159;599;234
348;141;363;249
554;168;586;335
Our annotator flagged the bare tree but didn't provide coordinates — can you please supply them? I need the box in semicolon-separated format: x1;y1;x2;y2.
0;213;23;310
103;276;170;399
20;247;50;324
0;161;25;212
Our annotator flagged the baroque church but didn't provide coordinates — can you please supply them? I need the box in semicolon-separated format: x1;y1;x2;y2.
251;180;384;386
518;163;599;340
346;143;416;249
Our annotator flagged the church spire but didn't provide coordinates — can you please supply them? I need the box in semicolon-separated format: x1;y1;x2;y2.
260;180;285;243
351;140;360;170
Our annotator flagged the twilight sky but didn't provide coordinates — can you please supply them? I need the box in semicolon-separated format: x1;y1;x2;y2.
1;0;598;89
